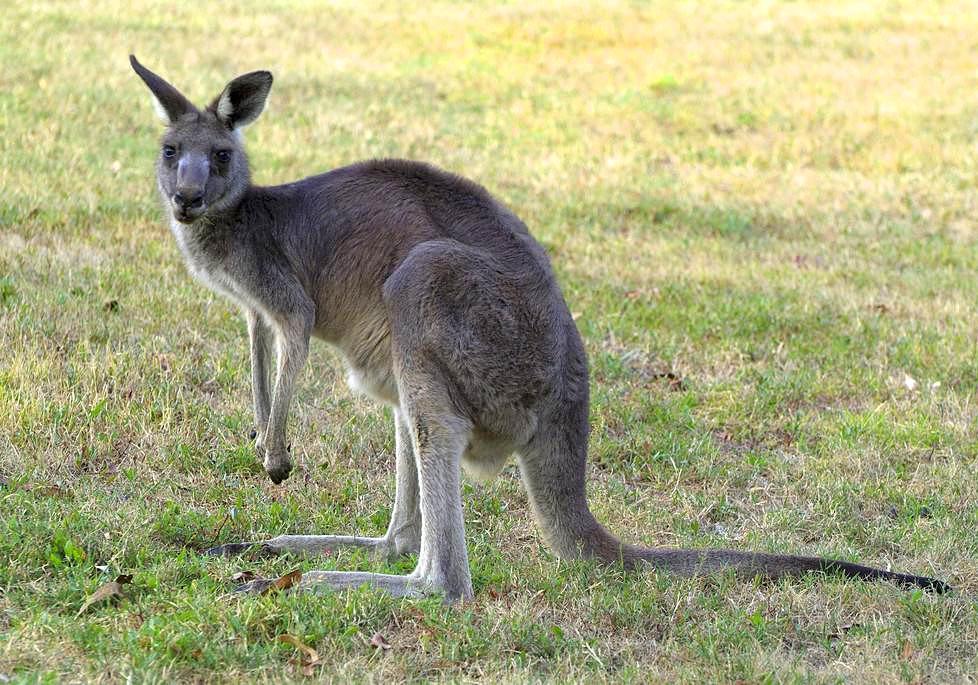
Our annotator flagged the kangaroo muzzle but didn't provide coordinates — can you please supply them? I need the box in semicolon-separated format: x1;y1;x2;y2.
173;155;209;222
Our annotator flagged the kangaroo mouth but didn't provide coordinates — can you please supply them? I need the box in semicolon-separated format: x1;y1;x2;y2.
174;205;205;224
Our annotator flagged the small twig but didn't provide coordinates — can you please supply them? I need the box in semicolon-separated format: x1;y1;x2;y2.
208;511;230;545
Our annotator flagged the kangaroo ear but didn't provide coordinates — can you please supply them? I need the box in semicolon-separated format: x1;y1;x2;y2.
129;55;196;124
209;70;273;130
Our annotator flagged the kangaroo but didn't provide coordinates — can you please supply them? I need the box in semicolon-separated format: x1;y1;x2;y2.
130;55;949;600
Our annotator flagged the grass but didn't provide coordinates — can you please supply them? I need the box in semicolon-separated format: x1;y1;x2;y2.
2;0;977;681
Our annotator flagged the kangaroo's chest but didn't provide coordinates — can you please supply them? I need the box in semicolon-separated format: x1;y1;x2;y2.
170;220;260;313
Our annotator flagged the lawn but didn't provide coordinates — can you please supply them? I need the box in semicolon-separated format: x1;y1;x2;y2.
1;0;977;682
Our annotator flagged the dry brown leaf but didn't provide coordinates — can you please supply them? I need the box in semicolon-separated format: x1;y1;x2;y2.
261;569;302;595
278;633;319;661
649;370;687;392
23;483;68;498
827;623;861;640
76;580;126;617
278;634;321;677
369;632;392;650
232;570;258;584
901;640;914;661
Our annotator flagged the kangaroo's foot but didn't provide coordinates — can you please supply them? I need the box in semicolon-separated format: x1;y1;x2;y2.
234;570;435;598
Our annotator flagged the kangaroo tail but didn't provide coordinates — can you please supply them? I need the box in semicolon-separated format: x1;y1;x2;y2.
517;420;950;594
623;543;950;593
528;487;950;593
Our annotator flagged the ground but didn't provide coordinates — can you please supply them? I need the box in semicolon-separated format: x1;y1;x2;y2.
1;1;977;682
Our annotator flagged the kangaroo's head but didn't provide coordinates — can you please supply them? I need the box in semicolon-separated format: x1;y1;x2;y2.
130;55;273;225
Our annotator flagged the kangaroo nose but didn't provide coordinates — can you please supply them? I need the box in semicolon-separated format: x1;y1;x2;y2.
173;191;204;209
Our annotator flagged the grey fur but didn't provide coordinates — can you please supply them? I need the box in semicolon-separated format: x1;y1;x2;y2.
131;56;949;600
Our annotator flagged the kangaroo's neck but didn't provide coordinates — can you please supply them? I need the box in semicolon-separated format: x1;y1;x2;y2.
167;185;253;266
166;186;261;303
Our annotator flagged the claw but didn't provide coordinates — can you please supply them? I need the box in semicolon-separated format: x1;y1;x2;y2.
265;459;292;484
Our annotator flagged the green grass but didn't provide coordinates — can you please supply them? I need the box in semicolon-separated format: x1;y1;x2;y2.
2;0;977;681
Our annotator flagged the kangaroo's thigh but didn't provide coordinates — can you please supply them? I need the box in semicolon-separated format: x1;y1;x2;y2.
383;240;556;440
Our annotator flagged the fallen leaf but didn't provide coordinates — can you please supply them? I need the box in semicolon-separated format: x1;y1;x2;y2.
901;640;914;661
369;632;392;650
76;580;127;617
650;371;687;392
261;569;302;595
827;623;861;640
24;483;68;497
711;122;736;136
278;633;321;676
232;570;258;584
279;633;319;661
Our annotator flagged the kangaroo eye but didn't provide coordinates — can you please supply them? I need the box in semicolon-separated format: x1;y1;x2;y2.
162;145;177;159
214;150;232;164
